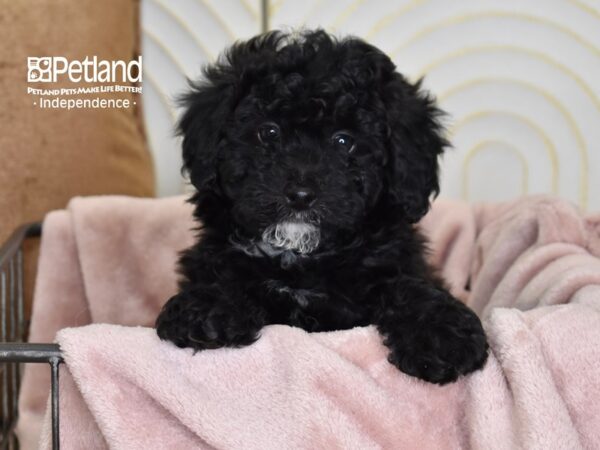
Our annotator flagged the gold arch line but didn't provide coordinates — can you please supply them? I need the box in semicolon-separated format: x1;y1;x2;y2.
365;1;592;39
389;11;600;61
270;0;285;18
570;0;600;22
148;0;216;60
438;76;586;204
271;0;370;30
461;140;528;200
415;45;600;117
194;0;239;41
299;0;327;29
450;110;559;195
142;28;194;79
144;71;184;194
240;0;259;20
144;70;178;124
266;1;600;49
418;48;596;209
366;0;427;39
144;71;180;192
330;0;367;30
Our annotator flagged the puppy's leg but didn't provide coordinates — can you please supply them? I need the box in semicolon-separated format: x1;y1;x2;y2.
377;278;488;384
156;288;266;351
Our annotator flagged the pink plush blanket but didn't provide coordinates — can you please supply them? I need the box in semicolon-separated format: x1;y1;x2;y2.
17;195;600;449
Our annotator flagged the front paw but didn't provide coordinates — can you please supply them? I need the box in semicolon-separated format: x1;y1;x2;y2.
156;293;264;351
384;304;488;384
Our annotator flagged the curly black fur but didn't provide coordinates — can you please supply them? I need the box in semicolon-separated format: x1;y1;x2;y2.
156;30;488;384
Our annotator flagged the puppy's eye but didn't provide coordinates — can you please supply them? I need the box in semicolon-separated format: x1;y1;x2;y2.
258;123;281;144
332;132;355;152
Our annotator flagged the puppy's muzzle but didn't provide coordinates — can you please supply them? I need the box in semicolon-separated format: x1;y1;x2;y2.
284;183;316;210
262;221;320;254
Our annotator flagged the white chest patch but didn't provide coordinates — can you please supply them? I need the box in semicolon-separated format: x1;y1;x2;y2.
261;221;320;254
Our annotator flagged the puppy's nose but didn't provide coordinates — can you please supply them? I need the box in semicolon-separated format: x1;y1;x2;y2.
285;185;316;210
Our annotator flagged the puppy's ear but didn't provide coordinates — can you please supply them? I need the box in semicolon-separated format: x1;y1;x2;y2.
178;31;287;192
178;66;237;191
383;76;448;222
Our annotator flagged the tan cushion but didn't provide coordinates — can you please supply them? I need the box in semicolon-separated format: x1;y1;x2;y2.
0;0;155;320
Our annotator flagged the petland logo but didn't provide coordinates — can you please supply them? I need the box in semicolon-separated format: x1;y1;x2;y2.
27;56;143;110
27;56;142;83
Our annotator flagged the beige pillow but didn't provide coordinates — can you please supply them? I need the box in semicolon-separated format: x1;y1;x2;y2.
0;0;155;320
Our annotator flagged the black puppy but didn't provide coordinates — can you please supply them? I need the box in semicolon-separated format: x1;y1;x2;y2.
156;30;488;384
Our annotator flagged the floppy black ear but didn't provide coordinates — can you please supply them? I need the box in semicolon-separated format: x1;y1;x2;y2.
178;68;237;191
178;31;287;192
383;75;448;223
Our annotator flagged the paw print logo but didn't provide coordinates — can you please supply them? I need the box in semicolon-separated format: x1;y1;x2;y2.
28;57;52;82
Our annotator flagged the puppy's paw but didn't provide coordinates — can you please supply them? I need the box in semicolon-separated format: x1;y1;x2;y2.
185;306;264;350
156;293;264;351
384;303;488;384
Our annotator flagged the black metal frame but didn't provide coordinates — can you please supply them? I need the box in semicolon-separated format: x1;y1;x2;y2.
0;223;63;450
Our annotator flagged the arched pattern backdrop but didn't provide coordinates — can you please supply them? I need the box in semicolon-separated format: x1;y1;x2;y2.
141;0;262;195
142;0;600;212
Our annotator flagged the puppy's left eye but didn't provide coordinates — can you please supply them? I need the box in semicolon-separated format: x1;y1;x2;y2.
258;123;281;144
332;132;355;152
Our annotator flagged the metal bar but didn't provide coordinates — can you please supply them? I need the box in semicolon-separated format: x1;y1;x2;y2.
50;358;60;450
0;222;43;449
0;231;25;271
0;223;41;269
0;344;62;364
16;249;23;342
10;363;16;442
16;247;24;436
0;363;4;449
1;368;6;438
11;430;17;449
261;0;269;33
9;259;15;343
0;271;6;434
9;260;15;357
9;260;17;433
24;222;42;239
1;271;5;342
0;344;63;450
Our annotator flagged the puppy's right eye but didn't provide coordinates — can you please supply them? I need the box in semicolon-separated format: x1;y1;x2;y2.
258;123;281;144
332;132;355;153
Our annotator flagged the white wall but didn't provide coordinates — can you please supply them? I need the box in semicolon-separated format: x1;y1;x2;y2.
141;0;600;212
140;0;262;196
